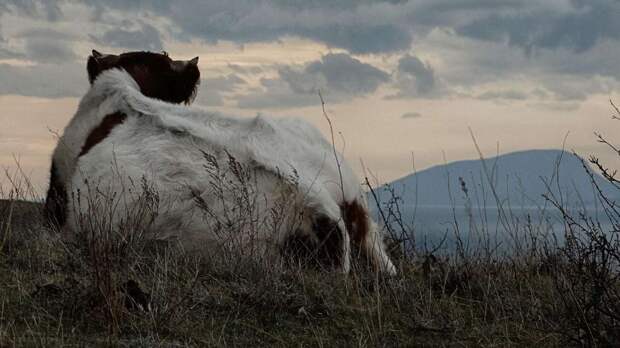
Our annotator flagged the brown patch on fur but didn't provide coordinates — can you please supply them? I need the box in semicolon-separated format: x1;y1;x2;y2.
340;200;369;246
79;112;127;157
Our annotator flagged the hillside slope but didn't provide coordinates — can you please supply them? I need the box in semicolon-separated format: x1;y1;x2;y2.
375;149;616;208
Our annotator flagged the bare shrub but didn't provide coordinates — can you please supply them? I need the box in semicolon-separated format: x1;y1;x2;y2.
539;107;620;345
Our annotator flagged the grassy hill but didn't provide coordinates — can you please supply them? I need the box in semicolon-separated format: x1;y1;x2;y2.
0;191;618;346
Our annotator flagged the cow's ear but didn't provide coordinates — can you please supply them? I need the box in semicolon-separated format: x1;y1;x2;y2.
87;50;118;84
92;49;103;58
87;55;100;84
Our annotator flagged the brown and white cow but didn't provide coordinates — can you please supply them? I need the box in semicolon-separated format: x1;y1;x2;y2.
45;50;200;228
45;50;395;274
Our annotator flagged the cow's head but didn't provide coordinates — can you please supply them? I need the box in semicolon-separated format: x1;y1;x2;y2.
87;50;200;104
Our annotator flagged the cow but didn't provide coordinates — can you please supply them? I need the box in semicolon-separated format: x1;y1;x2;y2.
45;50;200;228
45;50;396;274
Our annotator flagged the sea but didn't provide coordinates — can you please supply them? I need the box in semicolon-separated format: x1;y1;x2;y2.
370;204;616;256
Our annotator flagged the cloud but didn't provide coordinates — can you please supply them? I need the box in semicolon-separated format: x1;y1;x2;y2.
476;90;529;101
88;1;569;55
1;1;63;21
0;24;23;59
8;1;620;57
11;29;78;64
227;63;264;75
97;23;163;51
0;48;23;59
0;63;87;98
236;77;321;109
302;24;411;54
540;74;619;101
196;74;246;106
41;1;62;21
413;28;620;103
283;53;390;96
72;0;416;54
236;53;390;109
3;0;620;105
457;0;620;53
389;54;437;98
527;101;581;112
23;38;77;64
401;112;422;119
15;28;72;40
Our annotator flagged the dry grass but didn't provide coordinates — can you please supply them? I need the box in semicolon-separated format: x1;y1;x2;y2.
1;170;619;347
0;211;563;346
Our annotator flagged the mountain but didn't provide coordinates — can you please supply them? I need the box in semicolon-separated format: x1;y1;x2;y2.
369;149;618;253
372;149;617;208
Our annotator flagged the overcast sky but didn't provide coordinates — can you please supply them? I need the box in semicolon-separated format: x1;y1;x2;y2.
1;0;620;194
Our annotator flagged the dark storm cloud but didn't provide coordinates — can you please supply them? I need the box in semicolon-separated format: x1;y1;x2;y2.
97;23;164;51
8;1;620;56
236;53;390;108
300;24;411;54
3;0;620;103
457;0;620;53
389;54;437;98
72;0;415;54
281;53;390;96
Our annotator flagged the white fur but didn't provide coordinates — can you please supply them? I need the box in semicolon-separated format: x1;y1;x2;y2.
51;69;395;274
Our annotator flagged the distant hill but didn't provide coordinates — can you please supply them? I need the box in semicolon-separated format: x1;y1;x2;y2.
373;149;617;208
368;149;619;253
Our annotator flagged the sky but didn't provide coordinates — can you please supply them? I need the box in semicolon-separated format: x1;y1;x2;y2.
1;0;620;195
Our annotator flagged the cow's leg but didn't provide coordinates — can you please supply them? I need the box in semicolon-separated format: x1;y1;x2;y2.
341;200;396;274
366;221;397;275
44;161;67;229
